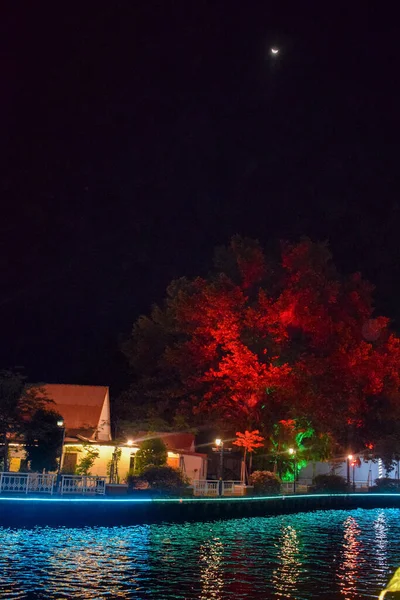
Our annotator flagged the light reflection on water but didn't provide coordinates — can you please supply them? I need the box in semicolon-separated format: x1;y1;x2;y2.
272;525;302;598
1;508;400;599
374;510;389;590
199;538;224;600
337;516;364;599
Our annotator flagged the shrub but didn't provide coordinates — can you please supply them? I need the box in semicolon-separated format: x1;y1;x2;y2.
140;465;188;490
127;465;189;494
312;474;348;493
249;470;281;494
373;477;400;492
125;470;139;490
134;438;167;474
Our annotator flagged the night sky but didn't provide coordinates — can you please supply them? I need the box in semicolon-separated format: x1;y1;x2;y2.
1;4;400;393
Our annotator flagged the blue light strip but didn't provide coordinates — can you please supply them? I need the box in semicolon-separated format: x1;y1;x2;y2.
0;493;400;504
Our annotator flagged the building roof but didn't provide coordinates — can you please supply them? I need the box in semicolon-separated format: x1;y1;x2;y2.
161;433;195;452
36;384;109;439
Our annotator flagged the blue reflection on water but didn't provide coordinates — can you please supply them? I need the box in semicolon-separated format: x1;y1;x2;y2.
1;508;400;599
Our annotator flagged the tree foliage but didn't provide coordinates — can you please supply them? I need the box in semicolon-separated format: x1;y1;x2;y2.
123;236;400;454
75;443;100;475
233;430;265;453
134;437;168;474
312;474;348;493
0;371;51;471
24;408;63;472
233;429;265;480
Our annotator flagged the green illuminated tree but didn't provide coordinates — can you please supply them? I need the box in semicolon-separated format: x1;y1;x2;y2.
134;437;167;474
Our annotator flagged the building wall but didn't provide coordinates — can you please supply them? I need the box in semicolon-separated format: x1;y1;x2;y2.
179;454;207;481
62;444;206;484
298;460;383;483
63;444;133;481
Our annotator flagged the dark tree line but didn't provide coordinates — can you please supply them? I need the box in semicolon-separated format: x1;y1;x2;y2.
0;370;62;472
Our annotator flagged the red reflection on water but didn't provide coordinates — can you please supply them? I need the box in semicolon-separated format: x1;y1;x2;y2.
337;516;364;600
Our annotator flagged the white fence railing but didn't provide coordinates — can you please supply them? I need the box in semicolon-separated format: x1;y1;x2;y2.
193;480;219;496
26;473;56;494
281;480;371;494
0;472;56;494
193;480;246;497
221;481;247;496
281;482;310;494
194;479;373;497
60;475;106;496
0;473;107;496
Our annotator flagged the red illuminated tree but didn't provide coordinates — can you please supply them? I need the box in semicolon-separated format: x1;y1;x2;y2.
123;236;400;453
233;429;264;480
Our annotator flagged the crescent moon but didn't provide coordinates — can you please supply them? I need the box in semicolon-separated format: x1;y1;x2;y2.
271;48;279;55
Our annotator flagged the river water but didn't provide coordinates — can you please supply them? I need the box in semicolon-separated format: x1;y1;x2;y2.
1;508;399;599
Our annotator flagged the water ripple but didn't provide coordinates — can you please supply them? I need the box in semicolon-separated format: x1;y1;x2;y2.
1;509;400;599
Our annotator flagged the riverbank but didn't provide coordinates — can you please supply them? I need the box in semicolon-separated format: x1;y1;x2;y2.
2;493;400;527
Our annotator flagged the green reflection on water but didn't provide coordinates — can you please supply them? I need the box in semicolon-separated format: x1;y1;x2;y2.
1;509;400;599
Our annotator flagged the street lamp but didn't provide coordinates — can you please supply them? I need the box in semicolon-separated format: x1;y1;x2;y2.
288;448;297;494
57;420;66;476
347;454;353;486
215;438;224;495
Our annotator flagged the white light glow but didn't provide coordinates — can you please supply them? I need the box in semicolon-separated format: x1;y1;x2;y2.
270;47;279;55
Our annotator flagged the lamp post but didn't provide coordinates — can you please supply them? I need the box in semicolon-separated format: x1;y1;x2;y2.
288;448;297;494
57;420;66;477
347;454;353;487
215;438;224;495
